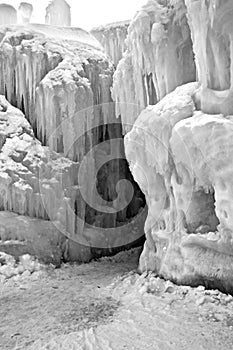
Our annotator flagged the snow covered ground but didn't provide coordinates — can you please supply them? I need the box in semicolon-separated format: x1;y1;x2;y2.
1;248;233;349
0;24;103;50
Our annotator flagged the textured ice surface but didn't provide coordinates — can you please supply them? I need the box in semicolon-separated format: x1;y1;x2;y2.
112;0;196;133
120;0;233;293
91;21;129;66
125;81;233;292
0;25;145;262
185;0;233;116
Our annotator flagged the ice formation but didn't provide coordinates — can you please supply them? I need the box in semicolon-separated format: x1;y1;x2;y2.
122;0;233;292
0;25;145;263
185;0;233;116
45;0;71;27
91;21;129;66
112;0;196;133
18;2;33;24
0;4;17;25
0;94;79;222
1;0;232;292
0;95;82;264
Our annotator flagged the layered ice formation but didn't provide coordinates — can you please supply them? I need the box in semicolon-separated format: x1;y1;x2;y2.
1;0;233;293
0;25;146;263
0;95;85;264
0;24;113;154
91;21;129;66
122;0;233;292
185;0;233;116
112;0;196;133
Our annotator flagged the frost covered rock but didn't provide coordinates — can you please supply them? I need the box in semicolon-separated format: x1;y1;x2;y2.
45;0;71;27
0;252;15;266
0;4;17;25
0;251;44;282
19;254;40;272
112;0;196;133
91;21;129;66
18;2;33;24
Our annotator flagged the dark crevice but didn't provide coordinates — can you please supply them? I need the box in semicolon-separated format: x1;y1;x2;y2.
186;187;220;234
83;123;146;229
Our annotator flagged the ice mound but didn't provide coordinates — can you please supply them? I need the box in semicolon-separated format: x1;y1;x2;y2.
125;82;233;292
115;0;233;293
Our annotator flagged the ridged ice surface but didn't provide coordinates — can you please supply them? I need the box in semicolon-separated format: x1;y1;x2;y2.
0;25;146;262
0;95;79;233
91;21;129;66
109;0;233;293
185;0;233;116
125;81;233;293
112;0;196;133
0;23;107;136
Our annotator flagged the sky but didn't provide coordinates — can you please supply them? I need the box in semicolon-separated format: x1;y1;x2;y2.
3;0;146;30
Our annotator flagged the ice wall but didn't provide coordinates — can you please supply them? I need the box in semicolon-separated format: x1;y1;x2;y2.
0;4;17;25
0;25;146;261
91;21;129;66
124;0;233;293
0;25;108;138
0;95;78;226
0;27;63;123
125;82;233;293
112;0;196;133
34;50;115;159
0;92;145;262
0;95;86;262
185;0;233;116
45;0;71;27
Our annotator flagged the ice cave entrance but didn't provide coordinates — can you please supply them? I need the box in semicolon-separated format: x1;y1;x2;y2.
83;123;146;230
